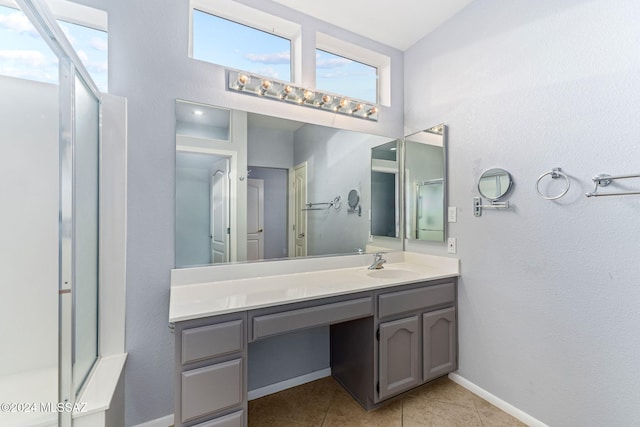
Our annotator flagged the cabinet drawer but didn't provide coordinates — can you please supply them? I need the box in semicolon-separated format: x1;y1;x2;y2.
252;297;372;341
182;320;243;364
181;359;243;423
191;410;244;427
378;282;454;318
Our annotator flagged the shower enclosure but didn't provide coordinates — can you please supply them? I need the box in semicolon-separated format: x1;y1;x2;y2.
0;1;101;426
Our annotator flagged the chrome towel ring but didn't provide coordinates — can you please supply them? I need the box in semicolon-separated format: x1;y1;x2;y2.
536;167;570;200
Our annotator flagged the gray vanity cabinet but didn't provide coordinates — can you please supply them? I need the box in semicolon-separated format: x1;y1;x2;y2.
423;307;457;382
174;277;457;426
332;278;458;410
377;315;420;400
174;313;247;427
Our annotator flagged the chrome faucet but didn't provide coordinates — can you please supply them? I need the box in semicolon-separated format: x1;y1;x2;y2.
368;252;387;270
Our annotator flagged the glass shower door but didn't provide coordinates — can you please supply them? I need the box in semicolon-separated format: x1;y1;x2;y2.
72;74;100;395
416;180;444;241
6;1;102;425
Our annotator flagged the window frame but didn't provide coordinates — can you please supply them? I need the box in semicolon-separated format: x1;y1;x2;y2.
316;32;391;106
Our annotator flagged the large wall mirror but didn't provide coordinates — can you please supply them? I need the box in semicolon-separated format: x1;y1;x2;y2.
404;124;447;242
175;99;395;267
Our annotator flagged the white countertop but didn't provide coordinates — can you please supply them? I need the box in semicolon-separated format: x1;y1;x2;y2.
169;252;459;323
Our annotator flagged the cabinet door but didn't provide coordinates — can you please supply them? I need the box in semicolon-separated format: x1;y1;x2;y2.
378;316;420;400
423;307;457;382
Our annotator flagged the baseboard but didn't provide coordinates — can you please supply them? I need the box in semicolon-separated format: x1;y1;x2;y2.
248;368;332;400
131;414;173;427
448;373;548;427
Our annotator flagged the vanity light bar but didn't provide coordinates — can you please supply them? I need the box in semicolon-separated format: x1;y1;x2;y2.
227;70;379;121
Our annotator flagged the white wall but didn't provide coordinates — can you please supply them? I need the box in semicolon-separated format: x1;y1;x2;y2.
100;0;403;424
0;76;58;375
405;1;640;425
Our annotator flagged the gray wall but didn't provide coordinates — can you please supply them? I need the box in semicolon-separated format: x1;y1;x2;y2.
248;125;294;170
405;0;640;425
248;327;328;390
175;154;214;267
101;0;403;424
294;125;392;255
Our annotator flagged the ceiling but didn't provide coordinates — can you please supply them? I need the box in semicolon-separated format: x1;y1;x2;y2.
270;0;475;51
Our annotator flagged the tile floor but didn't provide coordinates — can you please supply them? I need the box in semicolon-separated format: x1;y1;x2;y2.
248;376;527;427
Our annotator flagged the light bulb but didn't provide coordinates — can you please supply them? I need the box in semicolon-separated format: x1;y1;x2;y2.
351;103;363;114
339;98;350;109
257;79;272;95
279;85;294;100
303;89;315;101
367;106;378;116
318;94;332;106
236;73;250;88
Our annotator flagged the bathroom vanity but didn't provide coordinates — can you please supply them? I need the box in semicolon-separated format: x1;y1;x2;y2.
169;252;459;427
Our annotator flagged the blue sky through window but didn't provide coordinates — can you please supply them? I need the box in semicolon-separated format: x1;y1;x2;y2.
316;49;377;103
0;5;108;91
0;5;58;84
193;10;291;82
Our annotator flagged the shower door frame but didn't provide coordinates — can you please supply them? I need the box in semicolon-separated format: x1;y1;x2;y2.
16;1;102;426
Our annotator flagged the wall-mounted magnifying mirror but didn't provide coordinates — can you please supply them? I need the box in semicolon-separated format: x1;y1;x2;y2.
478;168;513;200
474;168;513;217
347;189;361;216
404;124;447;242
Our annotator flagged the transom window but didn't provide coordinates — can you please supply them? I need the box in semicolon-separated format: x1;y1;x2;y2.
192;9;292;82
315;48;377;104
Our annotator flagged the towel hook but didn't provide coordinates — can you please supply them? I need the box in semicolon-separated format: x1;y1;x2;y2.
535;167;570;200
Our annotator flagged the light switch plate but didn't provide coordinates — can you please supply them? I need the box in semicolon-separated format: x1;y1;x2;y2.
448;207;457;223
447;237;457;254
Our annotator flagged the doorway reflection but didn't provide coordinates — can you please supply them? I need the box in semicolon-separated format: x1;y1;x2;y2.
247;167;289;261
176;151;231;266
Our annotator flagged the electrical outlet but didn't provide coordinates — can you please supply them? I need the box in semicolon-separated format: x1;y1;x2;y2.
448;206;457;223
447;237;457;254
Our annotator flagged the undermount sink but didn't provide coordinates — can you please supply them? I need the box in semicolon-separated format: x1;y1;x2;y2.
365;268;419;279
